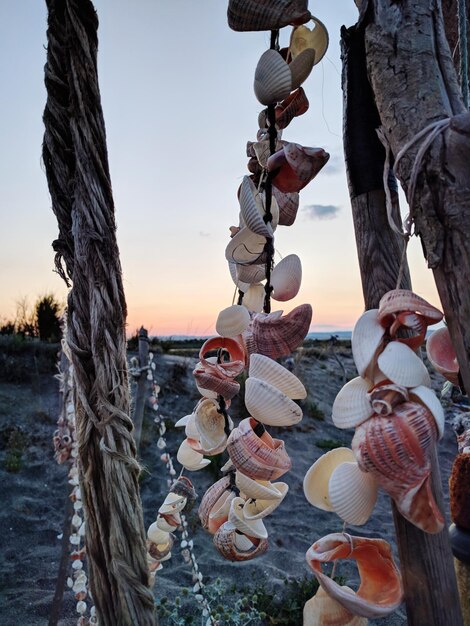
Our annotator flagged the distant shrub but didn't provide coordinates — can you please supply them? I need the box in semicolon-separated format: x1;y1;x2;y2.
316;438;345;450
35;293;62;342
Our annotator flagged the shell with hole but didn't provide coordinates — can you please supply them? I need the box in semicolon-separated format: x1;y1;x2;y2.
273;186;300;226
426;326;460;386
195;398;232;454
245;377;303;427
306;533;403;618
332;377;373;429
216;304;251;338
199;336;246;377
303;447;356;511
227;0;311;32
303;587;368;626
328;461;378;525
229;497;268;539
249;352;306;399
275;87;309;130
243;482;289;519
198;476;231;530
207;490;237;535
271;254;302;302
351;309;385;380
239;176;279;237
254;49;292;105
213;521;269;561
378;289;443;328
176;439;211;471
377;341;431;388
352;402;444;533
267;143;329;193
235;471;285;500
193;365;240;401
289;17;329;62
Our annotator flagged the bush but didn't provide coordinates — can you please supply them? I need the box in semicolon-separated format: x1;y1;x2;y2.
35;294;62;342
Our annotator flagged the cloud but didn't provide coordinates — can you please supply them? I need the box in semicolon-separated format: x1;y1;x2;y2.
303;204;341;220
323;154;344;175
198;231;210;237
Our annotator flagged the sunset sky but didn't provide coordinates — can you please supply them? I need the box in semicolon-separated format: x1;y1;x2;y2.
0;1;441;336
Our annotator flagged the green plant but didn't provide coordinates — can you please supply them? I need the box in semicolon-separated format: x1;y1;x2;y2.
35;293;62;342
303;400;324;421
3;426;28;473
315;438;345;450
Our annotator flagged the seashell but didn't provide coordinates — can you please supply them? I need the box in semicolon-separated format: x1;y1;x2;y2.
303;586;368;626
147;522;170;545
252;139;285;168
227;417;292;481
267;143;330;193
248;352;306;399
306;533;403;618
227;0;311;32
147;534;174;561
235;471;284;500
289;17;329;62
378;289;443;327
176;439;211;471
271;254;302;302
426;326;460;386
234;532;255;551
328;462;378;525
208;490;237;534
228;261;250;293
243;303;312;360
275;87;309;130
158;492;187;515
272;186;299;226
332;377;373;429
239;176;277;237
236;263;266;285
229;497;268;539
303;448;356;511
225;226;267;266
289;48;316;89
352;402;444;533
221;458;235;473
198;476;231;530
213;521;269;561
193;367;240;400
183;412;200;439
243;283;266;314
367;382;409;416
200;336;246;377
156;511;181;532
388;310;428;351
377;341;431;388
243;482;289;519
216;305;251;338
195;398;231;454
254;49;292;106
351;309;385;379
170;476;198;512
409;385;445;439
245;377;303;427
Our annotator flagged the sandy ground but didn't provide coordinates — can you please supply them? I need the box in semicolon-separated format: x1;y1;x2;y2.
0;342;463;625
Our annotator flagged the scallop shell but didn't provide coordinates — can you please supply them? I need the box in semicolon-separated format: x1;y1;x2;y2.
271;254;302;302
289;47;316;89
267;143;330;193
216;305;251;338
303;587;368;626
235;471;285;500
225;227;267;266
245;377;303;427
198;476;231;530
409;385;445;438
272;186;299;226
303;447;356;510
240;176;274;237
254;49;292;106
426;326;460;386
351;309;385;379
328;461;378;525
227;0;311;32
332;377;373;429
228;261;250;293
236;263;266;285
243;482;289;519
352;402;444;533
176;439;211;471
147;522;170;545
229;497;268;539
289;17;329;63
213;521;269;561
275;87;309;130
306;533;403;618
248;353;306;399
243;283;265;314
377;341;431;388
378;289;443;326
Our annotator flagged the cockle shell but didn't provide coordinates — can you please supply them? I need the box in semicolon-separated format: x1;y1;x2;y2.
271;254;302;302
225;226;267;266
236;263;266;285
426;326;460;386
239;176;278;237
228;261;250;293
289;48;316;89
328;462;378;525
254;49;292;106
377;341;431;388
248;353;306;399
235;471;284;500
245;377;303;427
198;476;231;530
332;377;373;429
303;586;368;626
216;305;251;338
213;521;269;561
378;289;443;327
243;482;289;519
227;0;311;32
199;336;246;377
303;447;356;511
275;87;309;130
176;439;211;471
289;17;329;63
306;533;403;618
227;417;292;481
409;385;445;438
267;143;330;193
158;492;187;515
147;522;170;545
351;309;385;379
229;497;268;539
272;186;300;226
243;303;312;360
195;398;231;454
243;283;265;314
352;402;444;533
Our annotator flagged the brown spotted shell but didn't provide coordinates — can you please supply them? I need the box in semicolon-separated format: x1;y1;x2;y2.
213;521;269;561
227;0;311;32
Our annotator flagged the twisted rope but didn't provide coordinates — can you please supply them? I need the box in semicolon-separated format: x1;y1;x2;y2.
43;1;156;624
458;0;469;107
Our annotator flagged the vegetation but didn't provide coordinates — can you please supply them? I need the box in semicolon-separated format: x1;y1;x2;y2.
0;293;63;342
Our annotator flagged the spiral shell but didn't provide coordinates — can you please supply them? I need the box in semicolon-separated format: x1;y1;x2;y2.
198;476;231;530
213;521;269;561
235;471;285;500
378;289;443;326
275;87;309;130
229;497;268;539
243;482;288;519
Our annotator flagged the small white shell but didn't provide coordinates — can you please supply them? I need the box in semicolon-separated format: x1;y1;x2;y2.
254;49;292;106
235;471;284;500
303;447;356;510
409;385;445;438
331;377;373;429
147;522;170;545
158;492;187;514
351;309;385;378
240;175;276;237
377;341;431;388
216;305;251;338
328;461;378;525
225;227;266;265
209;490;237;521
271;254;302;302
176;439;211;471
248;353;306;399
243;482;289;519
228;261;250;292
195;399;229;452
243;283;265;313
156;514;178;533
245;377;303;427
229;497;268;539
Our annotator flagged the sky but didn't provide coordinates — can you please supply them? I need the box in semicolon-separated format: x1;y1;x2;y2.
0;1;441;336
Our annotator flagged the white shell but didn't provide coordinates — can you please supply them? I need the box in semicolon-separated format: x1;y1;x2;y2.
237;263;266;284
195;399;229;452
377;341;431;388
331;377;372;429
409;385;445;438
158;492;187;514
351;309;385;378
290;18;329;64
228;261;250;292
147;522;170;545
240;175;277;237
243;283;265;313
245;377;303;427
175;414;191;428
303;447;356;510
328;461;378;525
235;471;284;500
209;490;237;521
234;532;255;551
271;254;302;302
229;497;268;539
254;49;292;106
176;439;211;471
248;353;306;399
216;305;251;338
156;514;178;533
243;482;289;519
225;228;266;265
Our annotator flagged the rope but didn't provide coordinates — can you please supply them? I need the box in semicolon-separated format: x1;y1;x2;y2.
42;2;156;624
458;0;469;107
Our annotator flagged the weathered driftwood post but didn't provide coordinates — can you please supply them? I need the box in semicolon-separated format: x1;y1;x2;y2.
342;1;465;624
133;327;150;452
42;1;156;624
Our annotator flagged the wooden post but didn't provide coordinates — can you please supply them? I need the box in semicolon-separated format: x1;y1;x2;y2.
133;326;150;452
341;7;464;625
